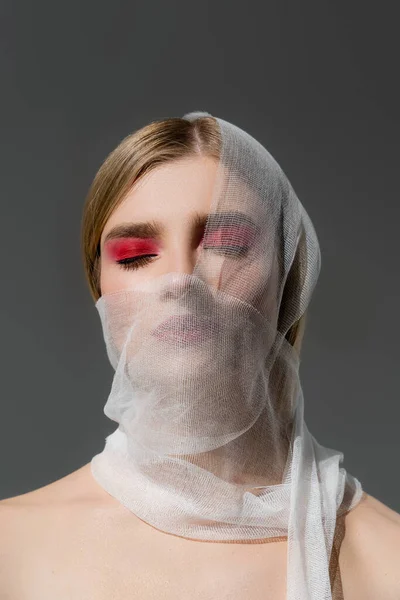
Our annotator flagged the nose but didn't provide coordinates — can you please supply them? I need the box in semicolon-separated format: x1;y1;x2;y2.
159;247;204;302
164;246;198;277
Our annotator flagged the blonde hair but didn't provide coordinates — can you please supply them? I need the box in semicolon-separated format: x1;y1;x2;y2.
80;115;307;353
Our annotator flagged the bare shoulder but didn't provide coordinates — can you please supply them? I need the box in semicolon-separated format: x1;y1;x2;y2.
0;462;127;597
0;461;117;512
339;491;400;600
0;462;82;531
0;462;113;567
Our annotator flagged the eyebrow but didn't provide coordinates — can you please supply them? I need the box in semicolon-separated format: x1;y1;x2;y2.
101;210;257;250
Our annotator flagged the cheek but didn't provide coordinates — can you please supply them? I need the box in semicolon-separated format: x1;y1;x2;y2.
99;255;132;295
217;257;280;322
99;259;118;296
247;259;281;323
99;253;159;296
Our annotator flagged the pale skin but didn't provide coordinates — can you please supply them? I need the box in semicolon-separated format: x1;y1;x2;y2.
1;156;399;599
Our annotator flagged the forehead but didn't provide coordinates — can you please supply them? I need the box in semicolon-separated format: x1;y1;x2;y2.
101;157;218;239
100;155;262;248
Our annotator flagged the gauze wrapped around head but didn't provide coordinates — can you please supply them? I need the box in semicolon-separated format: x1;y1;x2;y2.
91;112;363;600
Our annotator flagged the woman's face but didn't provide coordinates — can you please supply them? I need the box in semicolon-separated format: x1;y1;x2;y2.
96;155;282;450
99;156;218;295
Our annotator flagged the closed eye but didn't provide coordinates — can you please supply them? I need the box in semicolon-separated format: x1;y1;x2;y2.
200;225;256;256
116;254;159;271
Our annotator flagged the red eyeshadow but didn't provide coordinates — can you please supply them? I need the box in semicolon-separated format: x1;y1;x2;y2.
105;238;160;261
203;225;256;247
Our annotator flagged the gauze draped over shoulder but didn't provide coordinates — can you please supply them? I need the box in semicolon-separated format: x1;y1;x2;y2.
91;111;364;600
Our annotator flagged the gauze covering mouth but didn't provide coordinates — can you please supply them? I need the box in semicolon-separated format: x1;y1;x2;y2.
91;111;363;600
95;271;282;456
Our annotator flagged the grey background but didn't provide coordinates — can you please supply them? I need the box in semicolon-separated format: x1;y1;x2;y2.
0;1;399;510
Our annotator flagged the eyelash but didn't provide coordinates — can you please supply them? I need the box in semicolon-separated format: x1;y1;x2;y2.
117;255;158;271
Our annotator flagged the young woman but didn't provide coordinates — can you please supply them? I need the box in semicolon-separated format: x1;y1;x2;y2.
1;111;399;600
